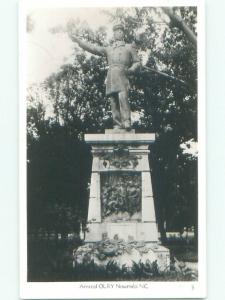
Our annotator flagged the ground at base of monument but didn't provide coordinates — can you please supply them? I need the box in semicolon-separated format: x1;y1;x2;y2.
73;239;170;272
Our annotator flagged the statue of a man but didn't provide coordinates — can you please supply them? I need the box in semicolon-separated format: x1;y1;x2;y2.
70;24;141;130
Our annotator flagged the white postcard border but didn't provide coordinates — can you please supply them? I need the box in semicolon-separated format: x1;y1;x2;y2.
19;0;206;298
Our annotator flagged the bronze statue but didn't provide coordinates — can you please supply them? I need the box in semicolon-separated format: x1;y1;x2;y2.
69;24;141;130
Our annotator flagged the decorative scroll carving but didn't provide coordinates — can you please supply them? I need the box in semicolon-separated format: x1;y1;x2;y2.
99;145;140;169
101;172;141;221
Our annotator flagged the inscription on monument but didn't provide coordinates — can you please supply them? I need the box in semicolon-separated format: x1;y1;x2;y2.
101;172;141;222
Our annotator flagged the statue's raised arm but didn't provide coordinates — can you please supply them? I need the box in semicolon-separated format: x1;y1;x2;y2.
69;32;106;57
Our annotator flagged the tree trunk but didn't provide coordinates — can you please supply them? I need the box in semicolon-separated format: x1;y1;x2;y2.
162;7;197;47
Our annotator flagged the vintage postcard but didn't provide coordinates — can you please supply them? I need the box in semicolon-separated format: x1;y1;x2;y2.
19;0;206;298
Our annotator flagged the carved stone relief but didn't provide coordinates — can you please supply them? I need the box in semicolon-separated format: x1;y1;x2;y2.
101;172;142;222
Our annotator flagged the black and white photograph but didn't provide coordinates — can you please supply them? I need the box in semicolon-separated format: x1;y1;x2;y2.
19;0;206;298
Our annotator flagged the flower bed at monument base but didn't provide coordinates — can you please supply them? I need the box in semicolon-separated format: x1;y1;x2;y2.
73;239;169;271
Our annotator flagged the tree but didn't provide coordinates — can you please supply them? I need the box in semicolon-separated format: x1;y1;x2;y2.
27;86;92;235
162;7;197;47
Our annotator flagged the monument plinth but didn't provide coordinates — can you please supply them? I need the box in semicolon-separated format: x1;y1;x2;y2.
74;130;170;271
85;130;158;242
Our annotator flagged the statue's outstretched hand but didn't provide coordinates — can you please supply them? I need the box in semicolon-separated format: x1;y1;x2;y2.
67;25;105;56
67;25;80;43
71;35;80;43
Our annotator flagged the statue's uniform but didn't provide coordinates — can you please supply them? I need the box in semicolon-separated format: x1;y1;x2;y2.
104;41;140;96
75;38;140;128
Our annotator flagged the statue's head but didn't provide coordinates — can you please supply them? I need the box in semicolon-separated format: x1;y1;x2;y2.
113;24;125;41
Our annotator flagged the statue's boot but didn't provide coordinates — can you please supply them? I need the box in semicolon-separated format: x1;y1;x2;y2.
123;120;131;131
113;119;123;129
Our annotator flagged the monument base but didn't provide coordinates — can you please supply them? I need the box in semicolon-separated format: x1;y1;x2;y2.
85;222;159;242
81;131;170;274
73;239;170;272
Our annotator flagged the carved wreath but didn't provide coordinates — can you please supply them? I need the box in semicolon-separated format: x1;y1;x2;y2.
100;145;140;169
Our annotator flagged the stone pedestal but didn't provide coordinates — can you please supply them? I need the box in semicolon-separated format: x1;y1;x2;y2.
85;130;158;241
74;129;170;272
